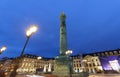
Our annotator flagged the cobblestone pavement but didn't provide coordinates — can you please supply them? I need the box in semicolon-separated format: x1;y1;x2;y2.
6;74;120;77
89;74;120;77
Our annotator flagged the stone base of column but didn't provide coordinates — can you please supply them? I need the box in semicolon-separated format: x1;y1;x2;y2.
53;64;70;77
53;55;73;77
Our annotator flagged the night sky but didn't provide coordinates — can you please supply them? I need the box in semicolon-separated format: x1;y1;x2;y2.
0;0;120;58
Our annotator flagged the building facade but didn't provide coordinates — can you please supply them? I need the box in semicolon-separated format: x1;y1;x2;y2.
1;49;120;75
72;55;103;74
16;54;55;74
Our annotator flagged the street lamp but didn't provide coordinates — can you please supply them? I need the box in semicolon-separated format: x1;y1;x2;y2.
37;56;42;60
9;25;38;77
66;50;73;56
0;46;7;54
20;25;38;57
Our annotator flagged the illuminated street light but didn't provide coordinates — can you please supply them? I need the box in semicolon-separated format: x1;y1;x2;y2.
0;46;7;54
11;25;38;77
37;56;42;60
26;26;38;37
20;25;38;56
66;50;73;56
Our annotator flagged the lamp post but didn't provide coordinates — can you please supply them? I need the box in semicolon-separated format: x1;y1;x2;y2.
10;25;38;77
20;25;38;57
0;46;7;54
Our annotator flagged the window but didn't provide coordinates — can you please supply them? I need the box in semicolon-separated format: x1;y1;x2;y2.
93;63;96;66
114;51;118;55
80;64;81;67
109;52;113;55
119;50;120;54
77;64;78;67
89;64;91;67
105;52;109;56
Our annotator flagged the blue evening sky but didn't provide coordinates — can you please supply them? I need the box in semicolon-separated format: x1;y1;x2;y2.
0;0;120;58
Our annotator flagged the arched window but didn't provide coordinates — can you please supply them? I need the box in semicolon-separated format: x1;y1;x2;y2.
113;51;118;55
109;52;113;55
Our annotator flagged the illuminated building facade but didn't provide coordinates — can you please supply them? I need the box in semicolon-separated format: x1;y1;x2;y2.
82;49;120;73
16;54;55;74
0;58;13;76
82;55;103;73
1;49;120;74
71;49;120;74
72;55;103;74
